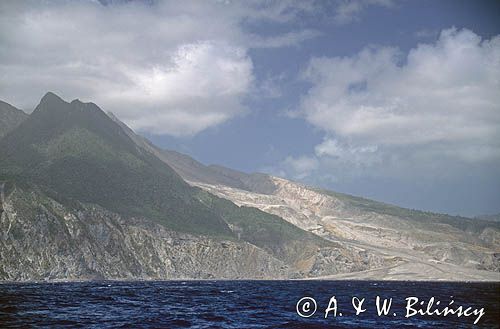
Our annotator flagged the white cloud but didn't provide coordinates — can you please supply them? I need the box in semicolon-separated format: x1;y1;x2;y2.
102;41;253;136
0;0;317;136
303;28;499;158
277;28;500;183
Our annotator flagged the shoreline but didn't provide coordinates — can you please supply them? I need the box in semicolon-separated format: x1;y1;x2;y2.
1;277;499;284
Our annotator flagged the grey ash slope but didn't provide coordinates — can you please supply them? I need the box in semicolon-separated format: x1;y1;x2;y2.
142;137;500;280
142;131;498;237
195;176;500;280
0;93;383;281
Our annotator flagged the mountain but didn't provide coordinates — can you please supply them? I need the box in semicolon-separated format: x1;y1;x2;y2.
0;93;381;281
1;93;498;281
0;92;231;236
0;100;27;138
153;147;500;280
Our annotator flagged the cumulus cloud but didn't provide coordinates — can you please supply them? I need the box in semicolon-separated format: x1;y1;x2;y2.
102;41;253;136
0;0;318;136
282;28;500;181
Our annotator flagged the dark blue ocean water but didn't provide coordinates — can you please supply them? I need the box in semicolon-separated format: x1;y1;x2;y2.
0;280;498;328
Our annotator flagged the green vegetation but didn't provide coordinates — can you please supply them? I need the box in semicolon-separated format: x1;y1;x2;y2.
0;93;232;237
195;188;332;261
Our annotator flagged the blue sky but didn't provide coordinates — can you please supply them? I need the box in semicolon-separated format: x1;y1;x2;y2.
1;0;499;216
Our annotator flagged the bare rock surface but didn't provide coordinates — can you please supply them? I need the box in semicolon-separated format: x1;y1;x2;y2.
191;177;500;281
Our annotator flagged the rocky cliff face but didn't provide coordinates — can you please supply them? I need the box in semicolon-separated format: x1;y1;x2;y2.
0;183;387;281
0;184;284;280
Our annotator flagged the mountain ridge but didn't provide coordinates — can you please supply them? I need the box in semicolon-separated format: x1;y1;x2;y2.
105;105;500;280
0;94;498;281
1;93;385;281
0;92;234;237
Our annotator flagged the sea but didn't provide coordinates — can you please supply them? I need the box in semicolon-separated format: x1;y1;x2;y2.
0;280;498;328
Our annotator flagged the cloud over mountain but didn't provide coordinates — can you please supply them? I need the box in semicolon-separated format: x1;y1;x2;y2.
0;0;316;136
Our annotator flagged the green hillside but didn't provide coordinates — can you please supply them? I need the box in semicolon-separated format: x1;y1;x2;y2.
0;93;232;237
0;93;333;262
195;188;332;263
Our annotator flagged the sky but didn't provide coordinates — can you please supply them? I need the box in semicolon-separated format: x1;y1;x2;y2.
0;0;499;217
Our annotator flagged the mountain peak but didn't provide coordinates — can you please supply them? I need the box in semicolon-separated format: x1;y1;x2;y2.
34;92;105;120
40;91;66;104
33;92;69;116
